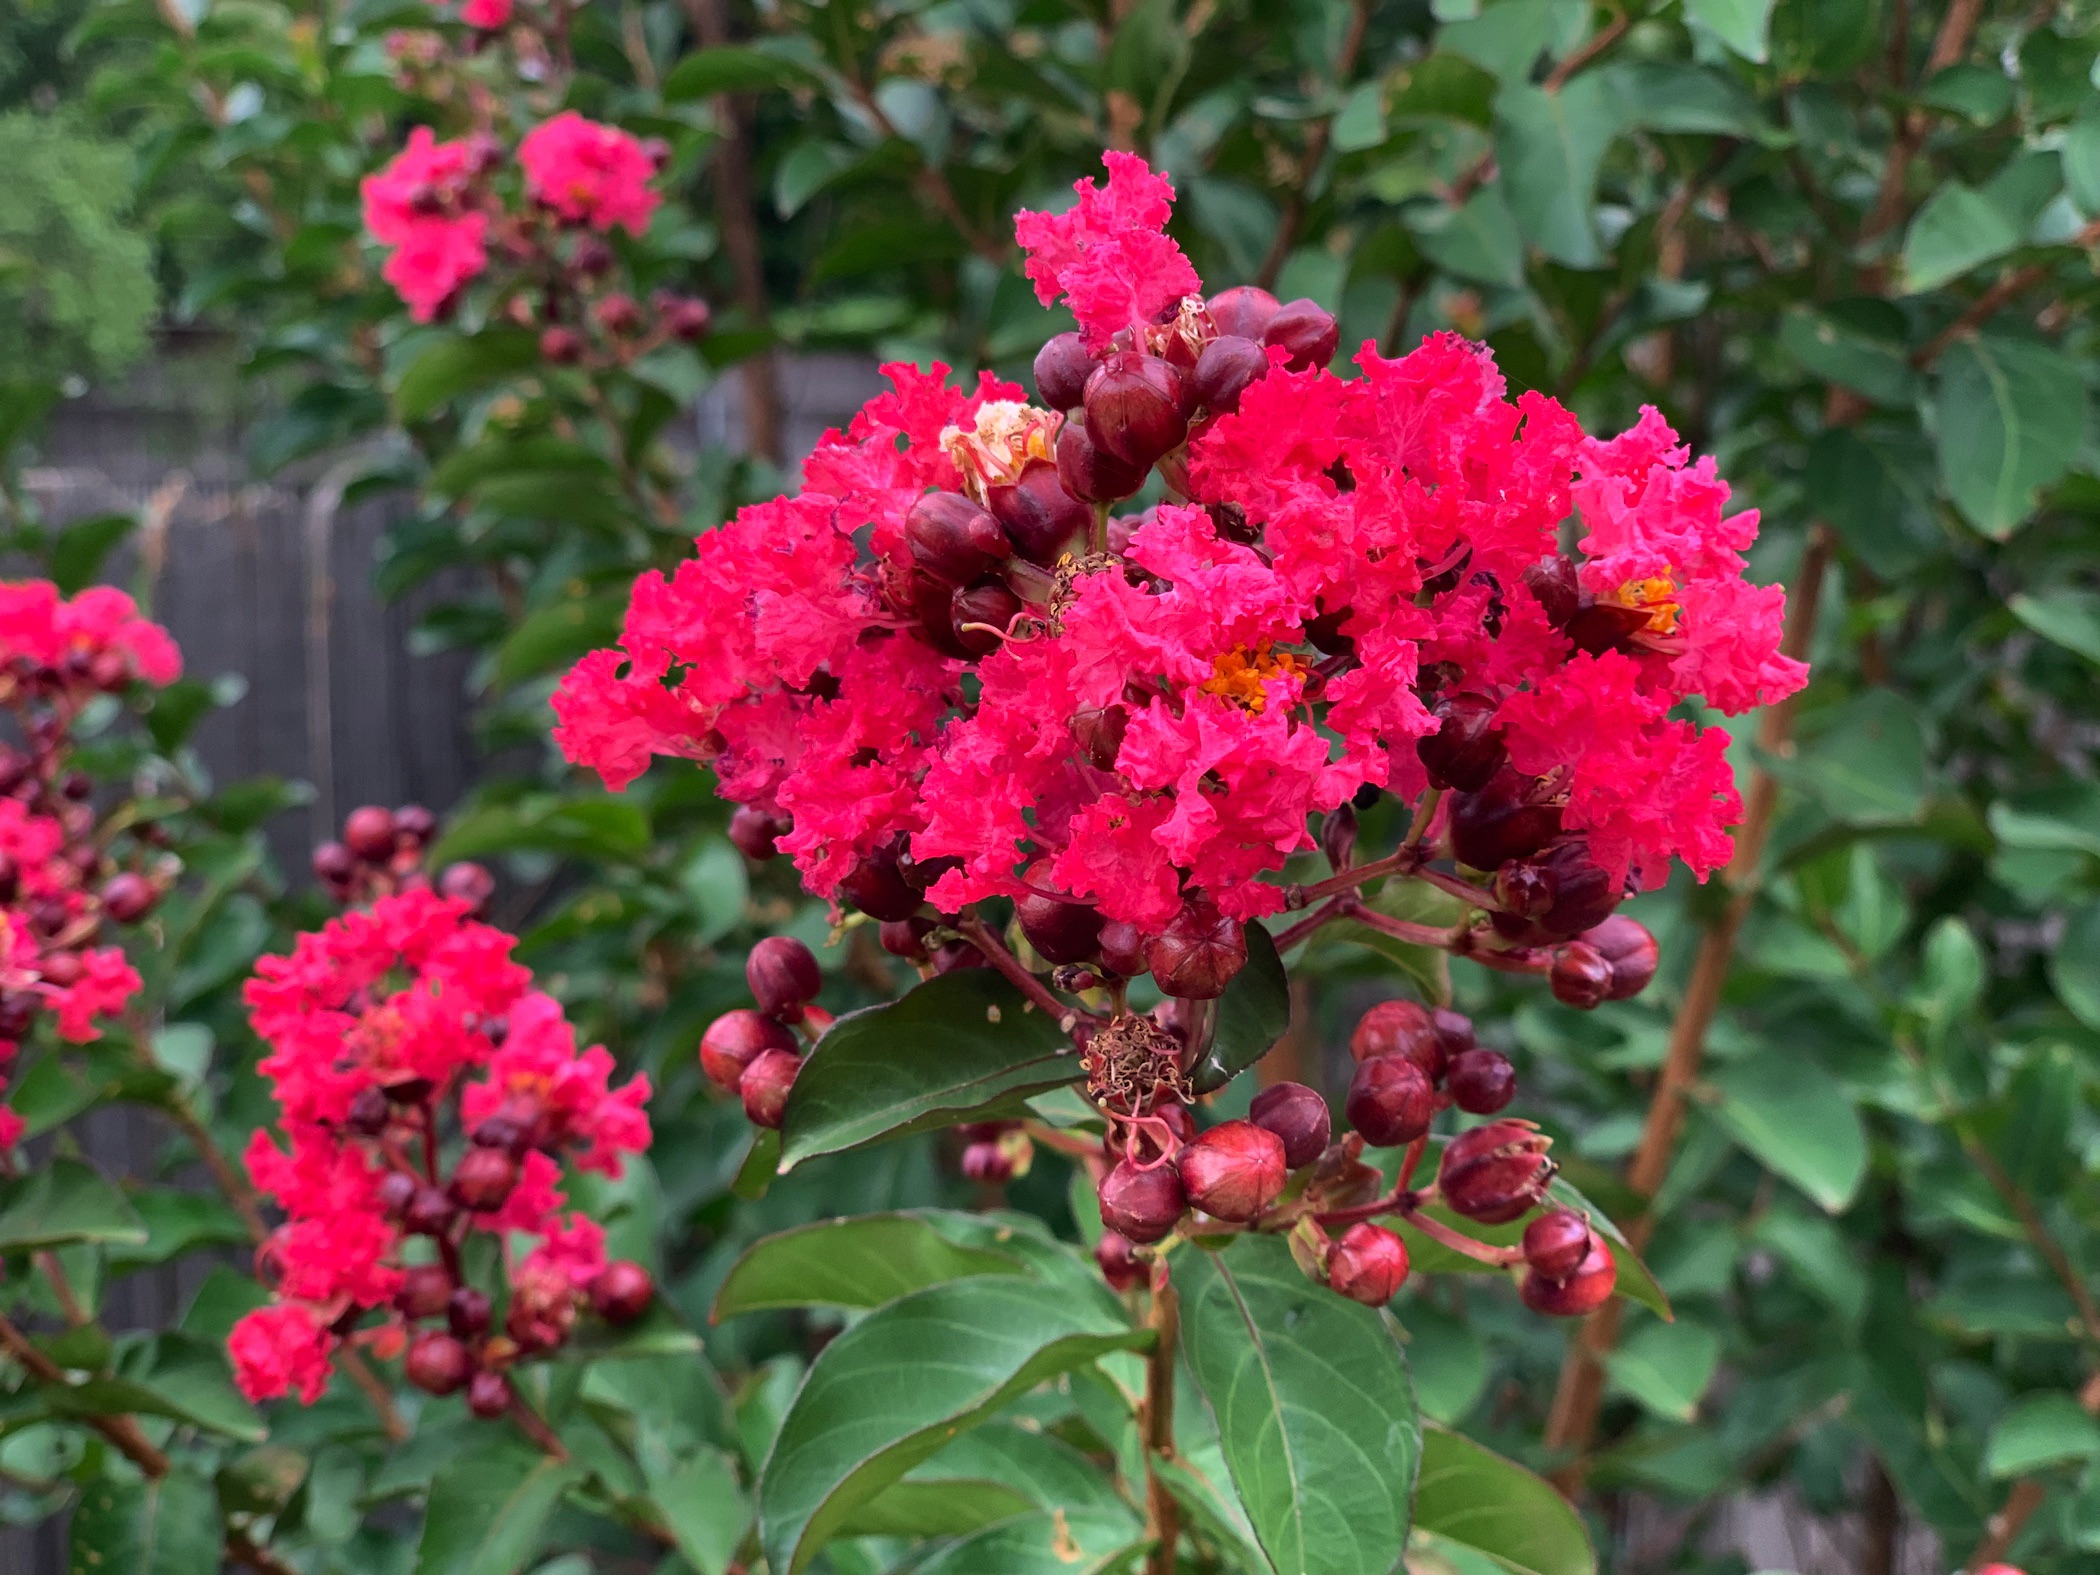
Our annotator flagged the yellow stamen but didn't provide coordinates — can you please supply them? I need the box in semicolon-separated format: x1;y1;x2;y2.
1606;574;1682;636
1200;641;1307;714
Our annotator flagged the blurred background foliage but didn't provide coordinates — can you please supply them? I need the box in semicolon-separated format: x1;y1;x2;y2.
6;0;2100;1569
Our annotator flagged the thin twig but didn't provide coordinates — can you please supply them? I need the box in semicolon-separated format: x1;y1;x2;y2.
1542;8;1628;93
1256;0;1372;288
1968;1370;2100;1568
1910;220;2100;367
1858;0;1986;245
0;1312;169;1477
957;916;1099;1031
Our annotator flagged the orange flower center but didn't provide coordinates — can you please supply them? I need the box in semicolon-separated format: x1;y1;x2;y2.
1200;641;1306;714
1606;574;1682;636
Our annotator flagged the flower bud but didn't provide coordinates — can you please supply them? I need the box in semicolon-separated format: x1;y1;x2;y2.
376;1171;418;1217
1493;860;1554;920
1099;1158;1187;1244
907;492;1012;586
343;805;397;862
1098;920;1148;979
590;1261;655;1324
700;1009;797;1094
1446;1049;1516;1115
1175;1120;1287;1222
1095;1230;1146;1292
404;1186;457;1236
447;1286;492;1338
1034;331;1094;410
539;325;583;364
573;237;614;275
1449;769;1563;871
1084;353;1189;469
1016;883;1103;966
593;292;642;334
933;939;990;974
728;804;788;862
346;1086;391;1136
1207;285;1281;340
1518;1228;1616;1316
1432;1007;1476;1059
1437;1119;1554;1224
987;460;1091;566
405;1331;471;1396
747;936;822;1020
1326;1222;1409;1305
439;861;495;916
101;873;158;924
657;293;712;341
1346;1055;1436;1147
1582;914;1659;1000
1532;842;1618;937
1349;999;1447;1081
1523;555;1580;626
1549;942;1612;1009
839;838;922;922
396;1264;453;1319
396;805;434;847
740;1049;801;1129
1320;802;1358;872
1055;418;1145;503
960;1140;1014;1183
1191;335;1268;416
951;578;1024;656
1521;1208;1593;1282
468;1371;514;1419
878;917;933;960
1263;299;1339;371
1147;898;1246;999
450;1146;519;1211
1249;1081;1332;1169
1416;693;1506;793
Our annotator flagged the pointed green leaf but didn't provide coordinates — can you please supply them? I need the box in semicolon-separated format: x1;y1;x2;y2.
1705;1057;1867;1212
1902;184;2021;293
415;1436;586;1575
644;1446;748;1575
1409;188;1527;289
1190;921;1290;1093
1413;1425;1595;1575
1935;336;2086;539
1685;0;1773;61
69;1467;220;1575
1602;1320;1723;1421
1988;1393;2100;1477
2012;589;2100;665
0;1158;147;1252
712;1212;1031;1319
1779;304;1917;406
913;1508;1151;1574
661;43;815;99
392;330;540;422
1494;75;1625;268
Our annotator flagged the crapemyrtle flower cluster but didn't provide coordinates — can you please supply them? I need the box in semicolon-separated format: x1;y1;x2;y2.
0;581;186;1152
310;799;496;915
359;104;708;360
227;886;653;1418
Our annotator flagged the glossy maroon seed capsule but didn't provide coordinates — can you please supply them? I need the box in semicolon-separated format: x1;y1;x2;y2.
1146;898;1246;1000
404;1187;456;1236
395;1264;453;1319
1349;999;1448;1081
1175;1121;1287;1222
1582;914;1659;1000
878;917;934;960
1417;693;1507;793
960;1140;1015;1183
100;873;157;924
1532;842;1618;937
1034;331;1095;410
728;804;787;861
343;805;397;862
1055;419;1145;504
1432;1007;1476;1059
1095;1230;1147;1292
1207;285;1281;340
1326;1222;1409;1305
932;939;991;974
439;861;495;916
447;1286;492;1338
699;1010;796;1094
450;1147;518;1211
376;1171;418;1217
346;1086;391;1137
907;492;1012;586
395;804;437;845
740;1049;801;1129
1084;353;1188;470
1523;556;1581;627
590;1261;655;1324
1549;942;1613;1009
1519;1229;1616;1316
839;839;922;922
1191;335;1268;416
1437;1120;1554;1224
1565;601;1654;656
1320;801;1358;873
1098;1158;1187;1244
1097;920;1149;979
1494;860;1555;920
748;936;822;1019
951;579;1024;657
1016;883;1104;966
1449;769;1564;871
1346;1055;1437;1147
988;460;1091;566
404;1332;471;1396
1248;1081;1332;1169
1262;299;1339;371
313;840;357;884
1521;1208;1594;1282
1446;1049;1516;1115
468;1371;513;1419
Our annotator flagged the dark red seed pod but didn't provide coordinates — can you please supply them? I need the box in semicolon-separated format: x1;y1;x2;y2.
404;1332;471;1396
395;1264;453;1319
1305;601;1354;655
988;459;1091;566
590;1261;655;1324
1095;1230;1146;1292
1519;1228;1616;1316
1207;285;1281;340
728;804;787;862
594;292;642;334
450;1147;519;1211
1055;418;1145;504
740;1048;801;1129
572;237;614;274
932;939;991;974
951;579;1024;656
839;839;923;922
1494;860;1555;920
467;1371;513;1419
660;294;712;341
1175;1120;1287;1222
1438;1119;1554;1224
376;1171;418;1217
1191;335;1268;416
1532;842;1619;937
1320;802;1358;873
1416;693;1507;793
0;990;35;1041
897;844;962;892
878;917;934;960
1070;705;1129;771
343;806;397;862
1263;299;1339;371
346;1086;391;1137
1349;999;1448;1081
1084;353;1188;470
1565;601;1654;657
1446;1049;1517;1115
1097;920;1149;980
907;492;1012;586
1016;884;1103;966
395;804;437;846
1431;1007;1476;1061
1346;1055;1437;1147
1523;555;1581;627
1449;769;1563;871
447;1286;492;1338
439;861;495;916
748;936;822;1019
699;1009;797;1095
1326;1222;1409;1305
1249;1080;1332;1169
471;1108;532;1156
100;873;158;924
1583;914;1659;1001
1034;331;1095;410
405;1187;457;1236
1521;1208;1594;1282
960;1140;1015;1183
1549;942;1613;1009
1146;898;1246;1000
313;840;357;884
1098;1158;1187;1245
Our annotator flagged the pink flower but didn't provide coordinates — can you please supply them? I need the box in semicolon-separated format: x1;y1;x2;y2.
519;112;659;234
460;0;511;26
360;127;490;320
47;948;140;1043
229;1303;338;1404
1015;153;1201;347
0;580;182;687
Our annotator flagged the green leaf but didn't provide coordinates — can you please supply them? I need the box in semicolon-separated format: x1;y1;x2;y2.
1987;1393;2100;1477
427;797;651;866
712;1212;1031;1319
2051;904;2100;1030
1794;689;1928;825
1408;188;1527;289
1778;304;1917;406
645;1446;747;1575
1494;75;1625;269
1440;0;1588;86
2065;113;2100;216
1805;427;1942;578
1920;62;2015;124
912;1508;1150;1574
733;1127;780;1199
49;513;137;596
1602;1320;1723;1421
415;1435;586;1575
0;1158;147;1251
2012;589;2100;664
778;971;1077;1170
1332;82;1388;152
392;330;540;422
69;1467;220;1575
661;44;814;99
1935;336;2087;538
1685;0;1773;61
1990;790;2100;859
1704;1057;1867;1212
1190;921;1289;1094
58;1334;265;1442
492;592;628;687
1413;1425;1595;1575
1902;184;2022;293
1176;1235;1420;1575
755;1276;1149;1574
